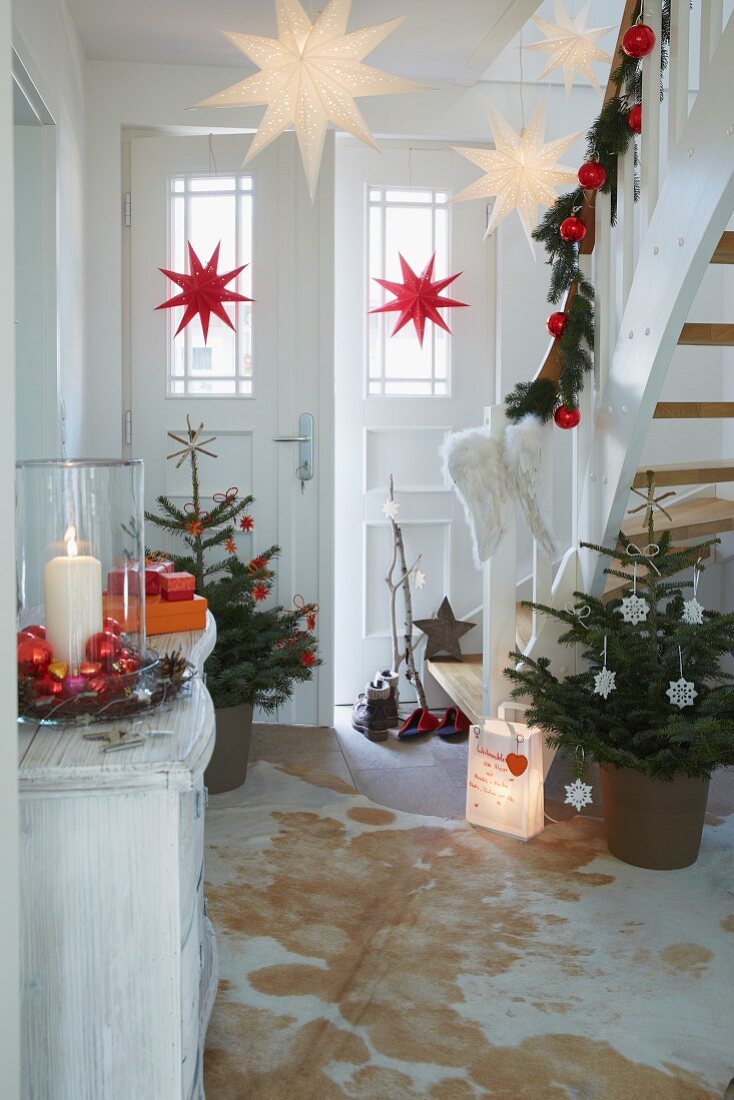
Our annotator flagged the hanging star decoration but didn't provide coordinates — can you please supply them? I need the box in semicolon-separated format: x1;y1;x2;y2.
370;254;468;346
167;417;218;469
412;566;427;590
564;777;593;812
453;101;582;249
381;497;400;521
523;2;614;99
619;593;650;625
627;477;676;530
593;665;616;700
414;597;474;661
194;0;426;198
156;242;253;343
667;676;698;710
682;597;705;626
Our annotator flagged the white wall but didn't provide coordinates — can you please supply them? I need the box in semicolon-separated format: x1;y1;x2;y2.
0;0;20;1091
13;0;86;456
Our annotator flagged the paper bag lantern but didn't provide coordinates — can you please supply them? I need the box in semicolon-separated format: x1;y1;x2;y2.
466;719;544;841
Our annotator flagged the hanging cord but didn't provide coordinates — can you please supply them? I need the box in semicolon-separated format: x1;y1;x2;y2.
518;25;527;131
208;133;218;177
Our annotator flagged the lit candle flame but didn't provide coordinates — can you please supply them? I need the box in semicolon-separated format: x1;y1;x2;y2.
64;525;78;558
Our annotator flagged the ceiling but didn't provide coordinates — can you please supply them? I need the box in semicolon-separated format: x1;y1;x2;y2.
65;0;536;82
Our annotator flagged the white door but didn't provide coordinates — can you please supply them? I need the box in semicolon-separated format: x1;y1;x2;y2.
334;140;495;702
129;132;334;724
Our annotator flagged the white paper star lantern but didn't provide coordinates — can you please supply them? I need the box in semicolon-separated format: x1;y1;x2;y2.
195;0;426;197
452;102;582;249
523;2;614;99
381;498;400;521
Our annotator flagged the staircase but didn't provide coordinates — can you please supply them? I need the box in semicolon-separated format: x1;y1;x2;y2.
427;1;734;731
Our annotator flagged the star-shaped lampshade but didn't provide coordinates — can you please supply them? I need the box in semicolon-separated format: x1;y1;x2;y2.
195;0;426;198
414;597;475;661
156;242;253;343
523;2;614;99
452;102;582;249
370;254;468;346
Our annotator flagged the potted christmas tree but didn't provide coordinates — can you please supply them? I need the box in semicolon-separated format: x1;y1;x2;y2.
146;418;319;793
505;495;734;869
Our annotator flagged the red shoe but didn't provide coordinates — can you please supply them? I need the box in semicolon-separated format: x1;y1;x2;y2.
397;707;440;739
436;707;471;739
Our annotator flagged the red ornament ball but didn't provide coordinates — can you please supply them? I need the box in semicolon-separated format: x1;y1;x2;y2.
627;104;642;134
554;405;581;430
86;675;113;698
24;624;46;639
622;22;656;59
114;652;141;675
34;675;63;699
559;216;587;243
79;660;102;679
102;616;122;637
17;630;36;646
547;312;567;339
85;631;123;669
578;161;607;190
17;636;53;678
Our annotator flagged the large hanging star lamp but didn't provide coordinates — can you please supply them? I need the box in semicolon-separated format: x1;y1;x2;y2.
194;0;426;198
156;241;253;343
523;2;614;99
370;254;468;346
452;102;582;250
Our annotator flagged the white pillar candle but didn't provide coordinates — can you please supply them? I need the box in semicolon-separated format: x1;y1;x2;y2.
44;526;103;673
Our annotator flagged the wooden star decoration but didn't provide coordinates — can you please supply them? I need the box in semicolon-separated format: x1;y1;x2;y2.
370;253;468;346
167;416;218;469
414;597;475;661
627;474;676;530
156;241;253;343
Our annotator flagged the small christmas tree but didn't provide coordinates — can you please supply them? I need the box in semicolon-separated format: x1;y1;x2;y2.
146;417;319;711
505;488;734;780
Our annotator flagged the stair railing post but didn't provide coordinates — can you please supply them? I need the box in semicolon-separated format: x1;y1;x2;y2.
481;404;516;719
700;0;724;82
641;0;663;227
668;0;691;150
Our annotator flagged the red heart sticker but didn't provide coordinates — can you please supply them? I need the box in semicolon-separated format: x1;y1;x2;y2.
506;753;528;777
473;802;479;808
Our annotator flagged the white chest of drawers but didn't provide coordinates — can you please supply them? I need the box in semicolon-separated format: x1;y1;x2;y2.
19;617;218;1099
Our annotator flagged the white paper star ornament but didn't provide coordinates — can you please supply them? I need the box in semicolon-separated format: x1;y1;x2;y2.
682;597;704;626
619;594;650;625
195;0;427;197
452;102;582;249
381;498;400;521
593;666;616;700
523;2;614;99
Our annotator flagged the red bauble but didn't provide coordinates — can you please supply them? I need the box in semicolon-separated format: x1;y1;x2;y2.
547;312;567;339
86;675;113;698
114;652;141;675
627;104;642;134
79;660;102;678
34;675;63;699
559;216;587;243
578;161;607;190
85;631;123;669
102;616;122;637
17;636;53;678
622;23;656;59
17;630;36;646
24;624;46;639
554;405;581;430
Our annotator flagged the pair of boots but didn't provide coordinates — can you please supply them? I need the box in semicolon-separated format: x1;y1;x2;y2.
351;669;398;742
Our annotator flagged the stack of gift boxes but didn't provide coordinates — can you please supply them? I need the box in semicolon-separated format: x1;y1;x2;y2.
104;560;208;635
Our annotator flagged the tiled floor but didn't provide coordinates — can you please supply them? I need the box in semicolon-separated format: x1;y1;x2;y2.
251;706;468;818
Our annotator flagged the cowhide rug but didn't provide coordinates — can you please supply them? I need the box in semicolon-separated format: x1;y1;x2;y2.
203;761;734;1099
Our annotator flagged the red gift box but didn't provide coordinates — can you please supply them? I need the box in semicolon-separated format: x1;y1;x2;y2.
146;558;174;574
144;563;169;595
107;567;140;596
160;571;196;602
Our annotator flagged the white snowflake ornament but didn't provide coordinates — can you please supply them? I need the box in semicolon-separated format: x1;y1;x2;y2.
682;598;704;625
594;666;616;700
381;498;400;521
564;778;593;812
666;677;698;710
619;594;650;625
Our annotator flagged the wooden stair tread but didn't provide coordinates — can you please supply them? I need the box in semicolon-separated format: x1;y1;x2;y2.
426;654;482;726
622;497;734;541
654;402;734;418
634;461;734;486
711;231;734;264
678;323;734;346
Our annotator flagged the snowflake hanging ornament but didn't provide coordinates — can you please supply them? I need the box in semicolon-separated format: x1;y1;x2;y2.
381;498;400;521
682;560;705;626
666;646;698;710
593;638;616;699
618;553;651;624
564;777;593;812
412;566;427;589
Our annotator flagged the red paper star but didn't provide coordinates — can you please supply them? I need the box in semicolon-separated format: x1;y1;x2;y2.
370;253;468;346
156;241;253;343
240;516;254;533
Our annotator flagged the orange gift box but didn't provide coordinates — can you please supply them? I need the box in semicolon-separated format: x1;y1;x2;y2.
103;593;208;636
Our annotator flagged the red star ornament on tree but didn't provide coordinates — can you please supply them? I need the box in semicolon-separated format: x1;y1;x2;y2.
156;241;253;343
370;254;468;346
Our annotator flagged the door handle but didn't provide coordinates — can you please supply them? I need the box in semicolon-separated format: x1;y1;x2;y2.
273;413;314;486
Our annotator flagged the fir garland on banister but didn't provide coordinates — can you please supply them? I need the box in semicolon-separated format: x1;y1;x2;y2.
505;2;671;426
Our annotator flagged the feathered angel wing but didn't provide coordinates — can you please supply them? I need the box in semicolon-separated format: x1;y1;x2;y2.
503;415;556;558
442;427;509;567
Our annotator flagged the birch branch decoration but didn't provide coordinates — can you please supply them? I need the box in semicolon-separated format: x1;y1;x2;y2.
384;475;427;710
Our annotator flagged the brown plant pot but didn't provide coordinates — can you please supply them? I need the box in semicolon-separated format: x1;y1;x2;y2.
600;765;710;870
205;703;254;795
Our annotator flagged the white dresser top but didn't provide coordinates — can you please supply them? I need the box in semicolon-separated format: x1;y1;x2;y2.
18;614;217;793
